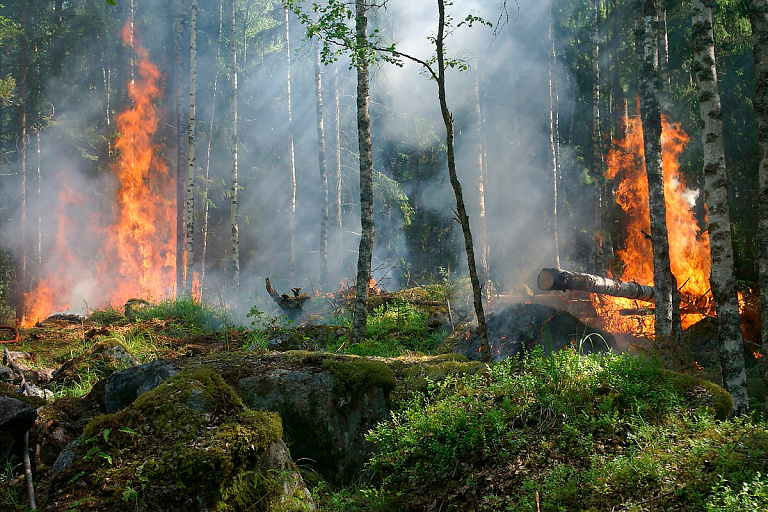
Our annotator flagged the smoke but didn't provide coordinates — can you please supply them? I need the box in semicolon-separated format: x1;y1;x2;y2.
2;0;589;322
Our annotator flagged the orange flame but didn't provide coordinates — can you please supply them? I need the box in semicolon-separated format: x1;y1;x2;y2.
21;22;175;326
598;108;711;335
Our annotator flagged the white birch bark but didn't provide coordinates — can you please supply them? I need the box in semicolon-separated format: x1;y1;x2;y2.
185;0;198;295
285;7;297;280
230;0;240;294
692;0;750;415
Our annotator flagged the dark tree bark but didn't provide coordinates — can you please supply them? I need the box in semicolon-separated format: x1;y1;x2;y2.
315;43;329;291
436;0;489;361
636;0;682;346
592;0;604;269
692;0;749;415
350;0;375;346
749;0;768;418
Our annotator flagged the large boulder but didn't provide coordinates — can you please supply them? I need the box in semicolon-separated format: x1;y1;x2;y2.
101;352;396;486
48;366;313;511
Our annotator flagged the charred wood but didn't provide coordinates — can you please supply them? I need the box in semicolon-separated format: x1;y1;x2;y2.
538;267;656;303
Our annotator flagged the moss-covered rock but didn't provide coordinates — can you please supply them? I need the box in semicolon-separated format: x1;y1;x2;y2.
51;339;140;387
48;366;313;511
661;369;733;420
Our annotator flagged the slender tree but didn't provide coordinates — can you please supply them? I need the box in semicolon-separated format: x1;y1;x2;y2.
200;0;223;297
230;0;240;295
16;0;29;323
185;0;198;295
350;0;375;346
315;42;329;291
549;1;560;269
285;7;297;280
658;3;672;115
473;59;491;296
592;0;603;269
692;0;750;415
749;0;768;418
636;0;682;346
334;66;343;253
174;0;185;296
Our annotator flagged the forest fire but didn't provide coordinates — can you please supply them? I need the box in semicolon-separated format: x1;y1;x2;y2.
21;23;174;326
597;112;712;336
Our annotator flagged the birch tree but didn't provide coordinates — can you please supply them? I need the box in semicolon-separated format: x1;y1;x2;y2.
549;1;560;269
636;0;682;346
230;0;240;295
185;0;198;295
285;7;297;280
592;0;603;269
748;0;768;419
692;0;749;415
315;42;330;291
174;0;185;296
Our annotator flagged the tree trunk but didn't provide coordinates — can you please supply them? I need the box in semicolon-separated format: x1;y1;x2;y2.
750;0;768;421
334;66;343;252
184;0;198;296
285;7;297;280
174;0;185;297
436;0;489;361
473;59;491;296
658;5;672;116
16;0;29;323
230;0;240;295
315;43;329;291
692;0;749;415
592;0;603;269
350;0;374;346
637;0;683;346
201;0;223;297
549;2;561;269
538;267;656;302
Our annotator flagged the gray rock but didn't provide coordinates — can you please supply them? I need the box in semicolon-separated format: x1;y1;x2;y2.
0;395;37;460
51;437;81;480
103;360;178;413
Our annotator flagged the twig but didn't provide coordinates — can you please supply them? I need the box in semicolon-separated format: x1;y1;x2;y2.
3;347;34;396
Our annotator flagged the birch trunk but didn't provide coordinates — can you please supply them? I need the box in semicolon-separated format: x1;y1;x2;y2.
185;0;198;295
285;7;297;280
592;0;603;268
549;1;561;269
315;43;329;291
637;0;682;345
201;0;223;295
473;60;490;296
174;0;185;296
658;6;672;115
692;0;749;415
749;0;768;420
230;0;240;295
350;0;374;346
16;0;28;323
334;67;343;251
437;0;489;361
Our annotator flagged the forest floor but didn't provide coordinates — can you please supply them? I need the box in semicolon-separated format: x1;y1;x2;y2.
1;294;767;511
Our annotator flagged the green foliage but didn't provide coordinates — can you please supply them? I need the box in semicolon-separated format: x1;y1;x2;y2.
360;350;768;511
130;297;231;333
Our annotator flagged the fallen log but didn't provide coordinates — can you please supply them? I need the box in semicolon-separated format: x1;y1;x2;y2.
537;268;656;303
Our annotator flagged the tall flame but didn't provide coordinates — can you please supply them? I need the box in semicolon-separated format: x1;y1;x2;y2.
599;110;711;335
22;23;175;326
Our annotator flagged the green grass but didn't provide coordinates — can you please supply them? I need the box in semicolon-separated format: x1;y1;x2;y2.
353;349;768;511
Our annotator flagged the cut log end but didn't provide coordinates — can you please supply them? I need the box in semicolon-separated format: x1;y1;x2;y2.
537;268;557;291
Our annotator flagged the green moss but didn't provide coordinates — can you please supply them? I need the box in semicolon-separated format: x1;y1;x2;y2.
58;365;294;511
322;356;396;406
662;369;733;419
